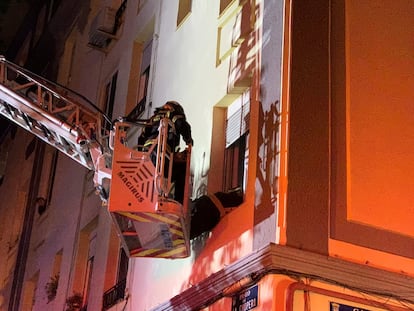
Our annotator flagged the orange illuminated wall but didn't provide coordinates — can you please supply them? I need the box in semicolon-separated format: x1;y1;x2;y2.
330;0;414;261
346;0;414;236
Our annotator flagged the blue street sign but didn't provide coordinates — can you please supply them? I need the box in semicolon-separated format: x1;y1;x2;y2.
330;301;371;311
232;284;258;311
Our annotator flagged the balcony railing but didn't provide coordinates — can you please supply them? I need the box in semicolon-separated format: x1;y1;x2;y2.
102;279;127;310
125;97;147;122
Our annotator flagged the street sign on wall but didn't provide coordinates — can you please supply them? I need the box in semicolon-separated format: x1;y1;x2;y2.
232;284;259;311
331;302;371;311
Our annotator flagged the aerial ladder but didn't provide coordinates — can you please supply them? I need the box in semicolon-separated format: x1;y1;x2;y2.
0;56;191;259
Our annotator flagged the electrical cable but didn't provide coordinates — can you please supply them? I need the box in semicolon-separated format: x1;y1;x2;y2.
194;268;414;311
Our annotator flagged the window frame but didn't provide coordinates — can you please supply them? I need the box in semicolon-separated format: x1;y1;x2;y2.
223;90;250;193
102;72;118;131
177;0;192;27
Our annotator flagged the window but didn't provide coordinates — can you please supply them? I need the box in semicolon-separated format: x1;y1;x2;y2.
33;6;46;46
57;31;76;85
102;226;128;310
0;141;8;187
21;271;39;311
137;0;147;14
137;40;152;112
47;0;62;21
177;0;192;27
103;72;118;131
219;0;234;15
136;66;150;114
36;147;58;216
15;32;32;66
72;220;97;307
126;39;153;120
216;0;252;67
117;248;128;284
224;135;247;191
114;0;127;32
81;255;94;309
224;90;250;192
45;250;62;303
25;138;36;159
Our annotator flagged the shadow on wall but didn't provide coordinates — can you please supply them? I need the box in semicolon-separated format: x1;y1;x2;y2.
254;100;280;225
188;99;280;257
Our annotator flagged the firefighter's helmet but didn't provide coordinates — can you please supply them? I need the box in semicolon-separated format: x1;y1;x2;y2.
163;101;185;115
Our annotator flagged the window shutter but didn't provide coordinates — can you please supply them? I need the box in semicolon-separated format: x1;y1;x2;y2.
225;95;250;147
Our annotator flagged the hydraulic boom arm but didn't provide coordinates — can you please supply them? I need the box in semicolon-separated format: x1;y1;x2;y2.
0;56;112;194
0;56;191;258
0;56;108;169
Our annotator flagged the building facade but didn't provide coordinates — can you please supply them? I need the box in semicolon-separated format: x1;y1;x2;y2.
1;0;414;311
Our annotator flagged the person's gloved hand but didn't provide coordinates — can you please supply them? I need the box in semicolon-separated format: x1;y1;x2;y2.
186;138;194;146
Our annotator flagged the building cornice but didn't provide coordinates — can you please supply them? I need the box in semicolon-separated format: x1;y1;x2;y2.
151;243;414;311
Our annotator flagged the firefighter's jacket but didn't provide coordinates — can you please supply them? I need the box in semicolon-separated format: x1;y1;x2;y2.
139;108;193;152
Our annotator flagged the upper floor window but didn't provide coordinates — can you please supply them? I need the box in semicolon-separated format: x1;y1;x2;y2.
117;248;128;282
219;0;234;15
36;147;58;217
45;249;62;303
81;255;94;309
102;227;129;310
126;39;153;121
34;6;46;46
177;0;192;27
102;72;118;131
21;271;39;310
136;40;151;112
224;90;250;192
47;0;62;21
71;224;97;310
137;0;147;14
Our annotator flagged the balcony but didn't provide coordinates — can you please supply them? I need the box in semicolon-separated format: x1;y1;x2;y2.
88;0;127;50
102;279;127;310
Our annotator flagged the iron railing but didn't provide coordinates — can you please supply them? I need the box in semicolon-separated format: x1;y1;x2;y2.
102;279;127;310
